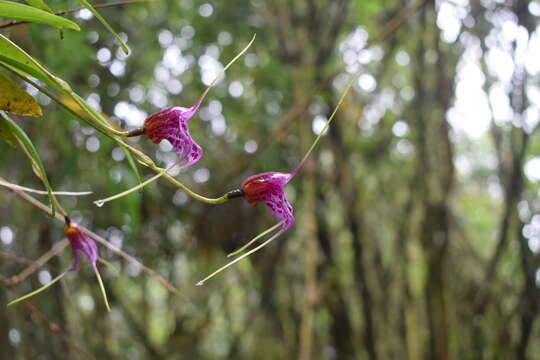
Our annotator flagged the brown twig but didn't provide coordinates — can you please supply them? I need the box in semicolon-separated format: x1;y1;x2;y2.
22;301;96;360
0;0;153;29
0;251;34;266
8;239;69;286
2;185;180;295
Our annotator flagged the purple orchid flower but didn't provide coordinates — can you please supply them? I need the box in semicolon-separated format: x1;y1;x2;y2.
97;35;257;207
143;100;203;169
7;218;111;311
196;169;300;286
197;73;359;286
124;35;256;171
241;171;296;232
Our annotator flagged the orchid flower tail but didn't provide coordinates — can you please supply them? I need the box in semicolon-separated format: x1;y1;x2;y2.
292;72;360;176
227;222;282;258
94;164;185;207
98;257;120;276
93;265;111;312
7;271;68;307
197;34;256;106
197;226;283;286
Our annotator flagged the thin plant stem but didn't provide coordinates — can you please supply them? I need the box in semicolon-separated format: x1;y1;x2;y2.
160;171;228;204
22;301;96;360
1;65;227;205
227;222;282;257
8;239;69;286
97;257;120;276
93;266;111;312
0;178;91;196
4;186;180;294
198;34;256;105
117;34;256;137
0;251;33;265
94;165;185;207
197;228;283;286
7;271;67;307
293;72;359;175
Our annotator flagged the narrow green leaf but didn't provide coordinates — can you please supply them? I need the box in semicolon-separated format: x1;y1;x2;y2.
0;111;58;216
0;35;140;183
73;0;129;54
0;118;17;148
121;145;142;186
0;34;63;90
23;0;53;13
0;0;80;30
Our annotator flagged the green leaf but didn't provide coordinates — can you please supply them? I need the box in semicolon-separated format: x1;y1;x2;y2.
0;0;80;31
73;0;129;54
23;0;53;13
0;34;64;90
121;145;142;185
0;71;42;116
0;118;17;148
0;35;141;184
0;111;58;216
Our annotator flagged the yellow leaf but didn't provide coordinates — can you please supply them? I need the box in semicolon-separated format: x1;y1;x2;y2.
0;72;42;117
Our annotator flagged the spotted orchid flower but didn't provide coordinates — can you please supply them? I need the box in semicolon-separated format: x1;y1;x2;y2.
142;103;203;168
96;35;256;207
136;33;255;168
7;218;111;311
241;171;296;231
197;74;359;286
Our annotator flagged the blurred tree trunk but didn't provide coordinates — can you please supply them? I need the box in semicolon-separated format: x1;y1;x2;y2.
413;1;456;359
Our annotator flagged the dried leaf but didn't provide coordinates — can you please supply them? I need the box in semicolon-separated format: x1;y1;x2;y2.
0;72;42;117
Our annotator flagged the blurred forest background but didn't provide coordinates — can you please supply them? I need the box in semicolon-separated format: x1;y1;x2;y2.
1;0;540;359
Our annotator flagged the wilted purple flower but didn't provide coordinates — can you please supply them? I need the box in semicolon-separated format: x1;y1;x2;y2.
7;218;110;311
142;100;203;169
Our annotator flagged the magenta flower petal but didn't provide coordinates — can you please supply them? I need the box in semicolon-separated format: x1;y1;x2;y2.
143;100;203;168
7;221;109;309
65;223;99;272
241;172;295;232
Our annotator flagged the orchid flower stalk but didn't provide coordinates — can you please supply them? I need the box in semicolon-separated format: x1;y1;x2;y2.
196;72;360;285
7;217;111;311
93;35;256;207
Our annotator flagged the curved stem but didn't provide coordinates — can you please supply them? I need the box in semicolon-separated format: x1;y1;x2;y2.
227;222;282;257
95;163;189;206
7;271;68;307
198;34;256;105
117;33;256;137
93;265;111;312
97;257;120;276
293;72;360;176
197;229;283;286
1;64;229;205
160;171;228;204
0;178;91;196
